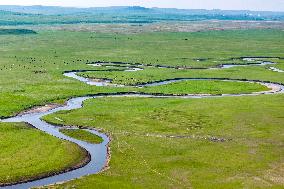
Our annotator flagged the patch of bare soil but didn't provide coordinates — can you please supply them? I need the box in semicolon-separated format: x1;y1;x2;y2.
18;104;62;116
264;162;284;185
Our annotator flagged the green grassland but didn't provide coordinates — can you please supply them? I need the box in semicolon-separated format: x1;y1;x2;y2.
60;129;103;144
140;80;269;95
1;29;283;117
271;59;284;70
0;28;283;188
79;65;284;86
1;29;284;68
42;96;284;188
0;123;87;185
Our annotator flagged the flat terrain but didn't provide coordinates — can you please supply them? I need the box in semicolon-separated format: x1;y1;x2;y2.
9;21;284;34
0;26;283;188
0;123;87;185
0;29;283;117
60;129;104;144
43;96;284;188
140;80;269;95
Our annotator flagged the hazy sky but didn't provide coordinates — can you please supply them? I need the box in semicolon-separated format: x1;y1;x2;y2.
0;0;284;11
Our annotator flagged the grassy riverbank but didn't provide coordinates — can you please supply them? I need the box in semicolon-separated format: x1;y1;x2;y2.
79;63;284;86
0;123;88;185
42;95;284;188
140;80;269;95
60;129;103;144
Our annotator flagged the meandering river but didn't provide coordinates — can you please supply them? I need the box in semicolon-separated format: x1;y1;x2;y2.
1;57;284;189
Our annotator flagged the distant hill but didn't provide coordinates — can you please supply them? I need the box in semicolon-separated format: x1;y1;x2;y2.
0;5;283;16
0;5;154;15
0;9;25;15
0;5;283;26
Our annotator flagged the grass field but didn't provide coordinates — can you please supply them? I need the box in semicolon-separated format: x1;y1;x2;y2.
140;80;269;95
0;27;283;188
79;65;284;86
0;123;87;185
60;129;104;144
42;95;284;188
0;29;283;117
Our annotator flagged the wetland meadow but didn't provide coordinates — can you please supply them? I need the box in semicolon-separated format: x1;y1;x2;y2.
0;4;284;189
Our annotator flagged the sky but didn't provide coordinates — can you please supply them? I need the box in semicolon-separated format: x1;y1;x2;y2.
0;0;283;11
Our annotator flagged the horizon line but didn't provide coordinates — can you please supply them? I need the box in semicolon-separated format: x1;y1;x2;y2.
0;4;284;13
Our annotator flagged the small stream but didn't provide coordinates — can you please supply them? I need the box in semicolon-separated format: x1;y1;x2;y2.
1;57;284;188
64;58;281;87
64;72;113;86
1;97;109;189
219;61;275;69
1;79;284;189
269;67;284;73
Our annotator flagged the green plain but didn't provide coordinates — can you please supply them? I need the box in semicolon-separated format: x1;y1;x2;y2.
43;96;284;189
0;123;87;184
0;28;283;188
60;129;103;144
